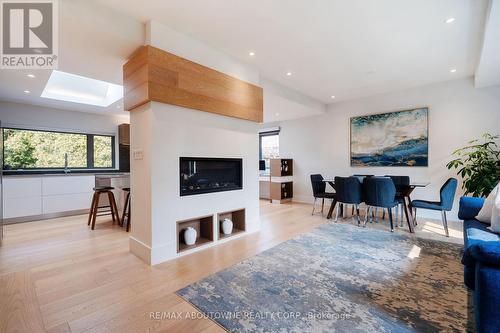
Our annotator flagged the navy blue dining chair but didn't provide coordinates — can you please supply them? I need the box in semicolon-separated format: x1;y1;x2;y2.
331;176;363;225
383;175;410;225
363;177;398;232
310;174;336;216
411;178;458;237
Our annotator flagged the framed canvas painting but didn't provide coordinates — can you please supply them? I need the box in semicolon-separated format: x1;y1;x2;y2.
350;108;429;167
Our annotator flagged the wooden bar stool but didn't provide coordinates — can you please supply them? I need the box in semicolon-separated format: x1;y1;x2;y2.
121;187;131;232
88;186;120;230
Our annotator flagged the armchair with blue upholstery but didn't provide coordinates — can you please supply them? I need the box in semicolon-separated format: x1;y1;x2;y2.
411;178;458;237
459;196;500;333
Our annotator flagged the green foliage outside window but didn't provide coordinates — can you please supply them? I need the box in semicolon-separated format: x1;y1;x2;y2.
94;135;113;168
3;128;114;170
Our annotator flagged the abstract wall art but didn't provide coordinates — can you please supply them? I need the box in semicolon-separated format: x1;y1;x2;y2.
350;108;428;167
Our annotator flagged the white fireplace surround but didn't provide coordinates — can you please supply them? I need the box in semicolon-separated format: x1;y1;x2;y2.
129;101;260;264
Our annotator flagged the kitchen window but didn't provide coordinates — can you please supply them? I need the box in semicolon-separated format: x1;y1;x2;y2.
3;128;115;170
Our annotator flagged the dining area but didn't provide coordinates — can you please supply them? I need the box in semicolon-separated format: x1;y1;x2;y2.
310;174;458;237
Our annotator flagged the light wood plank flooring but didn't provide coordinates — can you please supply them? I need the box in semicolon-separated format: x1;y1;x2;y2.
0;200;463;333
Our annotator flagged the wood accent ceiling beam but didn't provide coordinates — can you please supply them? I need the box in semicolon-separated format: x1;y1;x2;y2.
123;45;263;122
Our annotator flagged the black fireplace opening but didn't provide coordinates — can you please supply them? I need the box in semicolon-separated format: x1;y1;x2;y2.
180;157;243;196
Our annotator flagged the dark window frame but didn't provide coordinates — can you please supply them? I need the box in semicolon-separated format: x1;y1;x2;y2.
2;127;115;171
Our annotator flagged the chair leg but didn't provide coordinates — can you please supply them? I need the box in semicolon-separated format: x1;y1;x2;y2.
321;198;325;216
311;198;317;215
413;207;417;225
441;210;449;237
334;202;340;222
88;192;97;226
355;204;361;227
109;191;120;224
394;205;399;227
364;206;370;227
91;192;100;230
125;197;131;232
382;209;386;220
400;203;404;227
126;205;131;232
106;192;116;224
121;192;130;227
388;208;394;232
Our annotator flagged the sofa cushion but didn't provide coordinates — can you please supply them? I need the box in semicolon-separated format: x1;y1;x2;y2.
476;182;500;224
459;196;485;220
463;219;499;250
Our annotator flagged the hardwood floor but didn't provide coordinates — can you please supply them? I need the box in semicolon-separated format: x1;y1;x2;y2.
0;200;463;333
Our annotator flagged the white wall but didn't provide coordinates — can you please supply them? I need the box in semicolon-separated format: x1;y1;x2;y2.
146;20;260;85
130;102;260;265
275;78;500;220
0;101;129;168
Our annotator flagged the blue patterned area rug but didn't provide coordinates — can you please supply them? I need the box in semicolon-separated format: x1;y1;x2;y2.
177;223;470;333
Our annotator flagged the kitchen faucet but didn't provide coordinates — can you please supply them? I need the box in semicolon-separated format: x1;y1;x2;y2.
64;153;70;174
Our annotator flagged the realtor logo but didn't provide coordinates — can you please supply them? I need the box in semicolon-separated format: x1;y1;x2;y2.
1;0;58;69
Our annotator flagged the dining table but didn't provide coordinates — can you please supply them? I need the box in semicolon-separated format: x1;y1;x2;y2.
322;178;429;233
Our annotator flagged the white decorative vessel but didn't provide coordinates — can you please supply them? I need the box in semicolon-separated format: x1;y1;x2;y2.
184;227;197;245
222;218;233;235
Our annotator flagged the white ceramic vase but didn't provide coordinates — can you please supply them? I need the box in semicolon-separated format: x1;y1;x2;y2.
222;218;233;235
184;227;197;245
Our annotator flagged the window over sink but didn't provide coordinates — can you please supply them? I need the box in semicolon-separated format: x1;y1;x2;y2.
3;128;115;171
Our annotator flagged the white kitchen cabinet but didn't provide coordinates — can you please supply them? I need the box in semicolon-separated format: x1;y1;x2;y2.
3;177;42;218
4;177;42;198
41;176;94;214
42;193;93;214
4;196;43;218
42;176;95;196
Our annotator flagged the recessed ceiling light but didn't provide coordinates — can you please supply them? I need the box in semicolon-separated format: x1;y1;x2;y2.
27;74;35;78
23;90;30;94
450;68;457;73
445;17;456;24
275;113;280;116
286;72;292;76
249;51;255;56
41;70;123;107
331;95;336;99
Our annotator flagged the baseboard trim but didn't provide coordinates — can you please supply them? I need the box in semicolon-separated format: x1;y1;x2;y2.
129;236;152;265
3;209;88;224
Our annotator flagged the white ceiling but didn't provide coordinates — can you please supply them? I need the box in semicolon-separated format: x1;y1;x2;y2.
475;0;500;88
0;0;495;121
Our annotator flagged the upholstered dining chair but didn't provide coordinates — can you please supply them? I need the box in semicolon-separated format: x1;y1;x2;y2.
383;175;410;226
363;177;398;232
411;178;458;237
310;174;336;216
331;176;363;225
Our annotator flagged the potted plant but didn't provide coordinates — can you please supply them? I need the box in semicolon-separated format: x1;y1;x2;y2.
447;133;500;197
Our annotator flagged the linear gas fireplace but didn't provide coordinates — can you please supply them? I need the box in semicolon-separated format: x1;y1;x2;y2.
180;157;243;196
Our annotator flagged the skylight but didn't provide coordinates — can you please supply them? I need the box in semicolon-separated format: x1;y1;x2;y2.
41;70;123;107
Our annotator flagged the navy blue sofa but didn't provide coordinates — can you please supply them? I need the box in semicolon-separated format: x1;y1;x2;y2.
458;196;500;333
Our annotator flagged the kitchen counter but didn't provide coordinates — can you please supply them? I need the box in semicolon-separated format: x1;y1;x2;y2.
3;170;129;177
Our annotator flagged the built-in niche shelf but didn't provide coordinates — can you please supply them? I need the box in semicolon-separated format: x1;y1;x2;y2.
177;215;214;253
217;208;246;240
